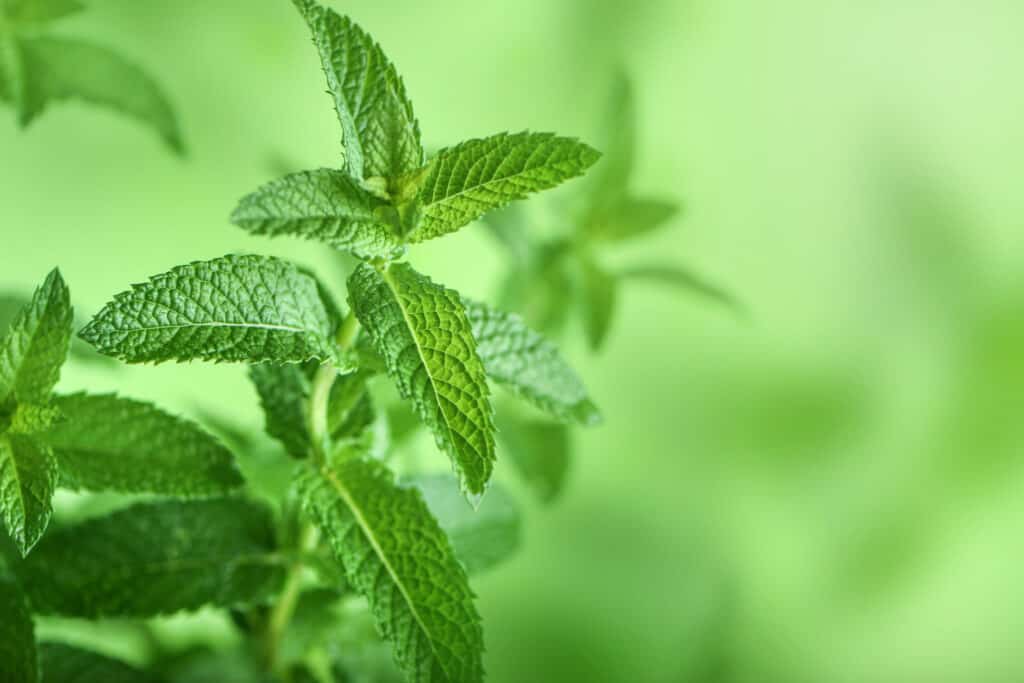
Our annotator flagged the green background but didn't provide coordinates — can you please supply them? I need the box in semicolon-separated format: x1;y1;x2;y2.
4;1;1024;681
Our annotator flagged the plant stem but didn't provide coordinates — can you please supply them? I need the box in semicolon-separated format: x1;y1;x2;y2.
262;523;319;672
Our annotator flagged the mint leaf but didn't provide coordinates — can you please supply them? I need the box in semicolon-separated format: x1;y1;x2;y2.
8;402;62;436
4;0;84;25
230;169;403;260
296;458;484;683
0;268;71;406
293;0;423;182
582;72;635;212
414;474;520;574
497;241;574;336
17;499;283;617
0;434;58;556
498;416;570;503
620;264;742;313
585;197;680;242
464;298;600;426
16;37;183;153
408;132;600;243
39;643;164;683
579;259;617;351
348;262;495;498
0;577;36;683
41;393;244;496
80;255;337;365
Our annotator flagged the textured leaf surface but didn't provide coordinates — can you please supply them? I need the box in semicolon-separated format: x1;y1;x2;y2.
580;259;617;351
231;169;403;260
414;474;520;574
296;459;484;683
585;197;680;242
498;416;570;503
4;0;83;25
80;255;336;365
621;264;742;312
409;132;600;243
17;499;283;617
348;262;495;497
0;268;71;406
40;643;165;683
464;298;599;425
294;0;423;181
0;577;36;683
0;434;57;556
18;36;182;152
42;393;244;495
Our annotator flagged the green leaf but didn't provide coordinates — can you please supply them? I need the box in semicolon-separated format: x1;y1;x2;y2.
496;240;574;336
39;642;165;683
230;169;404;260
0;577;37;683
0;268;71;406
579;259;617;351
16;36;183;153
498;415;570;503
293;0;423;181
40;393;244;496
463;298;600;425
584;197;680;242
0;434;57;556
4;0;84;26
413;474;520;574
80;255;337;365
8;402;62;436
620;264;742;313
16;498;283;617
409;132;600;243
348;262;495;498
582;72;635;211
296;458;484;683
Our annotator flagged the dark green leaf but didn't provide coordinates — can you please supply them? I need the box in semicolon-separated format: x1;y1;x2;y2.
0;434;58;556
39;642;165;683
0;577;36;683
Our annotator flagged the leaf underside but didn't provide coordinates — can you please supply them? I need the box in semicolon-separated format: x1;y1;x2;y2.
348;262;495;498
296;459;484;683
80;255;336;365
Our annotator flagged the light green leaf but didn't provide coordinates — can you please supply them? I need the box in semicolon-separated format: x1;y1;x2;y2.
579;259;617;351
296;458;484;683
413;474;520;574
8;402;62;435
581;72;635;211
4;0;84;25
620;264;742;313
0;577;37;683
409;132;600;243
230;169;404;260
17;498;283;617
584;197;680;242
496;240;574;336
463;298;600;425
498;415;570;503
40;393;244;496
39;643;164;683
293;0;423;181
348;262;495;498
0;434;57;556
17;36;183;153
80;255;337;365
0;268;71;407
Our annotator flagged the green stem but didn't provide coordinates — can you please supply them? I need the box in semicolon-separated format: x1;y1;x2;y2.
262;524;319;672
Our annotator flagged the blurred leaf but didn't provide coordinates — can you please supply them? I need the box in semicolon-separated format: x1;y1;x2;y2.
498;415;570;503
17;499;284;617
497;241;575;336
482;203;531;263
620;263;743;314
4;0;84;25
0;577;36;683
413;473;521;573
39;642;165;683
585;197;680;242
278;587;345;666
579;259;617;351
581;71;635;212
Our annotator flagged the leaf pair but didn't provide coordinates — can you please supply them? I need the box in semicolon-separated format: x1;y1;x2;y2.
0;0;182;151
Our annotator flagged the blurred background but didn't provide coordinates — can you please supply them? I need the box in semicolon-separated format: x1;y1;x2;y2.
4;1;1024;681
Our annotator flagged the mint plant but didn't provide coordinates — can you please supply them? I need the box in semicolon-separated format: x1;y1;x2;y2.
0;0;182;152
1;2;602;681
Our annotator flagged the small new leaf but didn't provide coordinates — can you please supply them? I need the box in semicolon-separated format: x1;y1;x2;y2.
39;643;166;683
230;169;404;260
0;434;58;556
41;393;244;496
0;578;37;683
293;0;423;181
0;268;71;407
464;298;600;425
409;132;601;243
296;458;484;683
17;499;283;617
80;255;337;365
348;262;495;498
